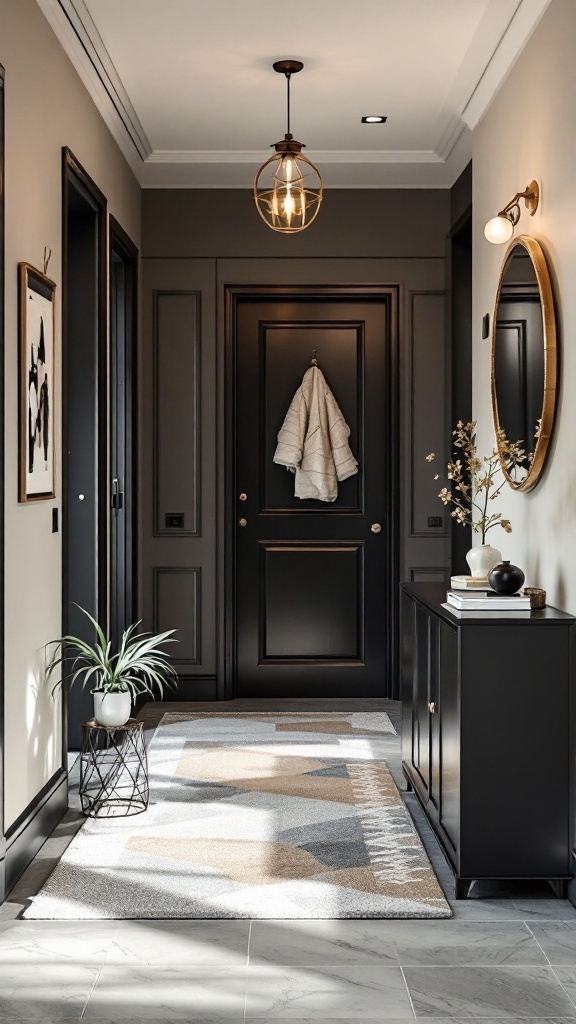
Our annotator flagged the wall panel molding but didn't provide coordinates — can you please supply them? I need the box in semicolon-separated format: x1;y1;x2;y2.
153;290;201;538
409;290;449;539
409;565;450;583
153;566;202;667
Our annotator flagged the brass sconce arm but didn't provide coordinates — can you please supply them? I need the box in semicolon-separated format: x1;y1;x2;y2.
485;180;540;244
497;181;540;222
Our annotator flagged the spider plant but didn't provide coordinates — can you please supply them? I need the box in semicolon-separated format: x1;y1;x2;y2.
48;605;178;699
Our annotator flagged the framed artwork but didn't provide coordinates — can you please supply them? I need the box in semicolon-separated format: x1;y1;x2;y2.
18;262;56;501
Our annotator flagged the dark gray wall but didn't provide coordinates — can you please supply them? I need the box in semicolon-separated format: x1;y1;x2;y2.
140;189;452;696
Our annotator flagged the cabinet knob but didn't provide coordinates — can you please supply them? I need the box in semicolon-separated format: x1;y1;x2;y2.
238;518;248;527
239;492;248;502
428;701;437;714
371;523;382;534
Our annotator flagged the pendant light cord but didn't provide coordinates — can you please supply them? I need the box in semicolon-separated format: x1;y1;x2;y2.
285;72;291;137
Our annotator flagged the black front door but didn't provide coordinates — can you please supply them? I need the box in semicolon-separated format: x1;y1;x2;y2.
232;286;398;697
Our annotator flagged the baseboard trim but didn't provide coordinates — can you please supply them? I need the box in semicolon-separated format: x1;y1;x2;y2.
133;676;219;706
3;768;68;900
170;676;219;700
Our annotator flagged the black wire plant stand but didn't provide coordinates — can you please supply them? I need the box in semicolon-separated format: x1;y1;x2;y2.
79;719;149;817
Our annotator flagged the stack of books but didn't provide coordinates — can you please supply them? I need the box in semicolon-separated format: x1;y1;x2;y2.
445;589;531;613
450;575;489;590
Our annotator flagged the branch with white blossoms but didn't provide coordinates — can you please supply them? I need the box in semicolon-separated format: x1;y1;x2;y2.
426;421;527;544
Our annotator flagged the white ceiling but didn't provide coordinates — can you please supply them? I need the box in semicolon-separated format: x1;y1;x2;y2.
36;0;551;188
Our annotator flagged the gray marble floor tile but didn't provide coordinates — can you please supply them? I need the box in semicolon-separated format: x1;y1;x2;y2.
107;919;249;966
530;921;576;964
552;966;576;1006
403;964;576;1018
248;921;398;966
82;965;248;1019
447;899;522;922
390;921;546;966
244;965;414;1018
0;920;119;963
513;898;576;921
0;962;100;1020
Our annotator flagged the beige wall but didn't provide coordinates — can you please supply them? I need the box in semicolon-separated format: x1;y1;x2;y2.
473;0;576;612
2;0;141;828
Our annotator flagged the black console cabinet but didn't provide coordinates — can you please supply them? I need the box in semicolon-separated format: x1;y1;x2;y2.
401;582;575;898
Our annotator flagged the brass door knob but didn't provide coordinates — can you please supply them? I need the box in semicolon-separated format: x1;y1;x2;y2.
238;518;248;527
371;523;382;534
239;493;247;502
429;701;437;714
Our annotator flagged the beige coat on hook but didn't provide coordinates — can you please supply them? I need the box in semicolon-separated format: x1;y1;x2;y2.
273;366;358;501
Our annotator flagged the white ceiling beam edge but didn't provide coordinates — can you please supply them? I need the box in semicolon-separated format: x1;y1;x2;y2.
461;0;552;129
34;0;151;175
146;150;444;166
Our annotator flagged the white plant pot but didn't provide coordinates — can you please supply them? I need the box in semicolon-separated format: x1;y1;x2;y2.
93;690;132;728
466;543;502;579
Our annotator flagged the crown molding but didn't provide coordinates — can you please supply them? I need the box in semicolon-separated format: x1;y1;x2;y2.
34;0;151;176
460;0;552;129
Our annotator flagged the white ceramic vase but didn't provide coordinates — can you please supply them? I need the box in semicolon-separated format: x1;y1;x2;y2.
466;543;502;579
93;690;132;728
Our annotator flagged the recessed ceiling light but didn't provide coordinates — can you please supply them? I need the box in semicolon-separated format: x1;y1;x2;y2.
361;116;387;123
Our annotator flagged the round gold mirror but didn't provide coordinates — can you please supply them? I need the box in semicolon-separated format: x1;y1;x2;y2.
491;235;557;491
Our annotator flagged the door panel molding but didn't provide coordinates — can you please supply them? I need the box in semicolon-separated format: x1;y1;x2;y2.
258;540;365;664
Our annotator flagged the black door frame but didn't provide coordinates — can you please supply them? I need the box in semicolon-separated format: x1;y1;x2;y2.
109;216;139;648
224;283;400;700
61;148;107;749
0;64;6;899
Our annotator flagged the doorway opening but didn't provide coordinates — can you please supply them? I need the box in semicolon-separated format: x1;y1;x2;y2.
109;217;138;651
61;149;107;748
448;207;472;575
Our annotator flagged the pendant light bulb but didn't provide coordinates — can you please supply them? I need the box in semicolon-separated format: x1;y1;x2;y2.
253;60;323;234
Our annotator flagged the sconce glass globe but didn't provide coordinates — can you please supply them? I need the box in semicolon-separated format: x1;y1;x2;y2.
484;215;514;244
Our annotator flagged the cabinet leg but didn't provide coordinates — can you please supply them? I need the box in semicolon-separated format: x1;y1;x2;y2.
549;879;569;899
454;878;472;900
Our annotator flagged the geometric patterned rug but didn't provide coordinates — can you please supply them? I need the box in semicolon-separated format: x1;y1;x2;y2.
24;711;451;919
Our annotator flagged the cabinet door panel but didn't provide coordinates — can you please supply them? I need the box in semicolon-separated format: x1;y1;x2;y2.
439;620;459;851
400;594;416;765
429;618;440;811
413;605;430;792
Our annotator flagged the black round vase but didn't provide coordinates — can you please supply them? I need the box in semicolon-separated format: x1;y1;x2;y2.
488;560;525;595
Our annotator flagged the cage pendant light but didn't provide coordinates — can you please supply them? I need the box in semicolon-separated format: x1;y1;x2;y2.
253;60;323;234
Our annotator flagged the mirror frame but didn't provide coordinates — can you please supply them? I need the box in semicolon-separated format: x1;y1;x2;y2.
491;234;557;492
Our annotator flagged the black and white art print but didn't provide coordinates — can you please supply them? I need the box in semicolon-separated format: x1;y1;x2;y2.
19;263;56;501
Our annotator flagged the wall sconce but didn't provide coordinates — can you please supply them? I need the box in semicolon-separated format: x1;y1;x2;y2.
484;180;540;244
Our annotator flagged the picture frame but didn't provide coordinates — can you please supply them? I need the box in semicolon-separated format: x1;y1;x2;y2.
18;262;56;501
